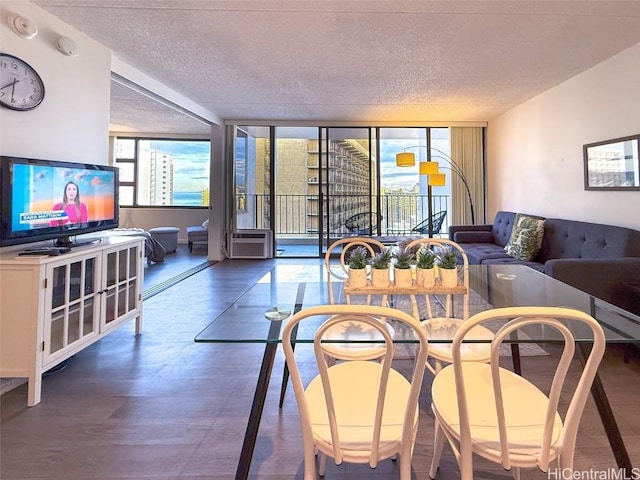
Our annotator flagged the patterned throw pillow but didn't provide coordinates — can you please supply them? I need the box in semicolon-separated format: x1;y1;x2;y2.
504;214;545;261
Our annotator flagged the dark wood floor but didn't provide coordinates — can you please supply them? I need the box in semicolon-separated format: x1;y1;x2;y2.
1;246;640;479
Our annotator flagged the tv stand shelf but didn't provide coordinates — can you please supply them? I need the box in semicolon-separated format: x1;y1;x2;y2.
0;236;145;406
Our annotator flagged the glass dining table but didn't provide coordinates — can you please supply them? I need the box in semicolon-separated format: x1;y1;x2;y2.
195;263;640;480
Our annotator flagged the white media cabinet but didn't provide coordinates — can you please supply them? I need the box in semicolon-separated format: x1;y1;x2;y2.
0;236;145;406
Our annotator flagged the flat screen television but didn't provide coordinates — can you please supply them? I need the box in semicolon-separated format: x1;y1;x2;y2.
0;155;119;247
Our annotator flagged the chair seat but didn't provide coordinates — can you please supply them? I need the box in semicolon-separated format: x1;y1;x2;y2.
432;362;563;463
320;320;395;361
421;318;494;363
306;361;417;457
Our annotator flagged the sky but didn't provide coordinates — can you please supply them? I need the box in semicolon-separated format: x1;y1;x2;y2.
147;140;210;192
377;134;451;193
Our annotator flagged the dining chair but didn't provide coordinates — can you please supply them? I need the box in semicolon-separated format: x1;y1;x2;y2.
344;212;383;235
323;237;392;363
428;306;606;480
282;304;429;480
324;237;385;305
404;238;494;375
386;211;447;236
409;210;447;236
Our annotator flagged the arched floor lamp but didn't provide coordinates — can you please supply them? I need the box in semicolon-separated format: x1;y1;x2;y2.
396;146;475;237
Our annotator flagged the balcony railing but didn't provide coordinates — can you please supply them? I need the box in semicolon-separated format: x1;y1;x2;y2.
246;194;450;238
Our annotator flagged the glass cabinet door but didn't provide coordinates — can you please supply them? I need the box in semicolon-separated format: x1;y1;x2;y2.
103;245;140;329
46;256;99;361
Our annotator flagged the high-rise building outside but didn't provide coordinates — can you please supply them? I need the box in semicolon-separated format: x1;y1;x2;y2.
138;145;174;205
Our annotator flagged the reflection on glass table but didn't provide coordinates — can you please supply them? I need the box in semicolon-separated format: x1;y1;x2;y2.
196;264;640;345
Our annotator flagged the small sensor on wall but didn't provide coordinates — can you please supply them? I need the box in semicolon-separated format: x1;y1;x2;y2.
57;37;79;57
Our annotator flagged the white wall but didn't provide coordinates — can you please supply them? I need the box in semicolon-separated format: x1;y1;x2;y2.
208;124;225;259
119;208;208;243
1;1;227;260
487;41;640;231
0;0;111;163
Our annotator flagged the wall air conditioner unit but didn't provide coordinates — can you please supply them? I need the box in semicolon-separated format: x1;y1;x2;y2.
228;229;273;259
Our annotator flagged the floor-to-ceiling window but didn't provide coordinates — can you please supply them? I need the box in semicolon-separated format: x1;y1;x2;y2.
379;127;451;235
228;124;482;258
273;126;320;255
320;127;378;254
233;126;271;231
231;126;378;257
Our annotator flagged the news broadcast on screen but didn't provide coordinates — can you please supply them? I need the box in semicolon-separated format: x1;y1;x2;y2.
11;163;116;232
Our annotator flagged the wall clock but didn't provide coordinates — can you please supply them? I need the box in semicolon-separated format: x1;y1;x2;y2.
0;53;45;111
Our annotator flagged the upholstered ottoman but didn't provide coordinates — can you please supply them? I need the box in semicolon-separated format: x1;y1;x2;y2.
149;226;179;254
186;225;208;252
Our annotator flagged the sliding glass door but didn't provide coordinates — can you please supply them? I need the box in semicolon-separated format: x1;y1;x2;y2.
229;124;479;257
378;128;451;235
233;126;379;257
233;126;271;232
319;128;378;255
272;127;319;256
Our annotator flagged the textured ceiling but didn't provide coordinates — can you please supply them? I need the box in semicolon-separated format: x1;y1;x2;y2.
32;0;640;134
109;80;211;135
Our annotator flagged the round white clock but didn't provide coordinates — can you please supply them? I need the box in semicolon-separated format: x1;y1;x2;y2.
0;53;45;111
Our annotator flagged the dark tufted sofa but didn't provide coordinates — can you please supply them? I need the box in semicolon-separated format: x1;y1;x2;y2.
449;211;640;314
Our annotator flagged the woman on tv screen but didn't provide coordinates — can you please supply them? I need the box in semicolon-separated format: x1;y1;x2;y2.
50;181;88;225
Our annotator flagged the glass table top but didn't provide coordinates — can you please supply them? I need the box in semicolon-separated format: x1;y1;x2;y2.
194;264;640;344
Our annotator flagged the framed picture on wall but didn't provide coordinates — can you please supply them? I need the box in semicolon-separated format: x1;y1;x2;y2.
583;135;640;190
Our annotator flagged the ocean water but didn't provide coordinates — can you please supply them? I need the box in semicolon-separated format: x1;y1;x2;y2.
173;191;205;206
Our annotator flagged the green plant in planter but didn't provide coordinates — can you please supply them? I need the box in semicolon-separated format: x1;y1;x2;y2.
347;246;368;270
416;247;437;269
393;249;415;269
370;248;393;270
438;249;460;270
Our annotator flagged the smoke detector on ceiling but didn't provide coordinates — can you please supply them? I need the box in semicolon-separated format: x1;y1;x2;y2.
11;15;38;39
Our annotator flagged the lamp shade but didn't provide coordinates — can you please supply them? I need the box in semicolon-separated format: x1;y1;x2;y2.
396;152;415;167
428;173;446;186
419;161;439;175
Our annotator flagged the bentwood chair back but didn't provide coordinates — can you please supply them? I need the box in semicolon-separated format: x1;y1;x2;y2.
429;306;606;480
404;238;494;375
282;304;429;480
324;237;385;305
